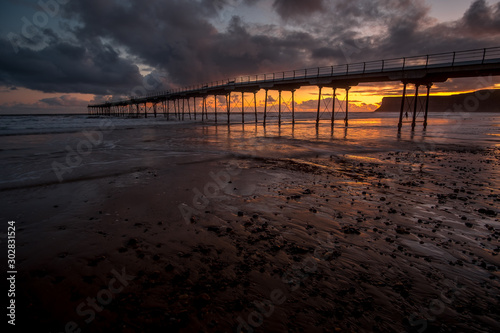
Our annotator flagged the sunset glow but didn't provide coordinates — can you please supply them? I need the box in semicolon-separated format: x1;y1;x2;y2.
1;0;499;114
2;1;500;333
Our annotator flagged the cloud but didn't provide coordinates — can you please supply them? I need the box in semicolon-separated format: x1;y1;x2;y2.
40;95;88;107
295;97;379;112
272;0;324;20
0;36;144;95
0;0;498;107
62;0;325;87
461;0;500;35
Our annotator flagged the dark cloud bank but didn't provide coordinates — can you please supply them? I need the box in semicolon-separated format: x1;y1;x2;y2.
0;0;499;100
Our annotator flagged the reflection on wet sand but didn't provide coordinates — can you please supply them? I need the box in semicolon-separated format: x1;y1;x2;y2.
2;113;500;332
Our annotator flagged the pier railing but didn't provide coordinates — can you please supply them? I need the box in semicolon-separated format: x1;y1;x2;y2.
104;46;500;103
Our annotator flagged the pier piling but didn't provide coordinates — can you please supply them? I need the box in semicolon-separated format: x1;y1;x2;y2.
86;47;500;132
412;84;420;131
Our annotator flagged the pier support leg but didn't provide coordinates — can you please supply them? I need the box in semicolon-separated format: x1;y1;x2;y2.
242;92;245;124
398;83;407;131
424;84;432;129
264;90;268;126
188;98;192;120
153;103;157;118
227;93;231;124
344;87;350;127
144;103;147;118
412;84;420;131
331;88;337;128
254;92;258;124
182;99;185;121
202;97;206;122
193;98;196;120
167;100;170;120
292;89;296;125
214;95;218;124
316;86;322;127
278;90;282;126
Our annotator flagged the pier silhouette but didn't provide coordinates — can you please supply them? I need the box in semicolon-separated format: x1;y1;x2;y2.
88;47;500;131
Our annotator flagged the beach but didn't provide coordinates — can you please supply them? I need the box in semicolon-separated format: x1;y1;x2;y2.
1;113;499;332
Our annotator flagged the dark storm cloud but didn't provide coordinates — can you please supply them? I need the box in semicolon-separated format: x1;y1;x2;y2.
350;0;500;60
62;0;221;86
63;0;324;86
0;0;499;99
40;94;88;106
272;0;324;20
207;16;321;76
0;36;143;95
462;0;500;34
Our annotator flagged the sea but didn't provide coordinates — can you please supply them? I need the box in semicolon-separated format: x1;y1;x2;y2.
0;112;499;191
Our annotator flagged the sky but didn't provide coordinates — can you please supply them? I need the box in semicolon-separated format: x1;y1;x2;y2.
0;0;499;114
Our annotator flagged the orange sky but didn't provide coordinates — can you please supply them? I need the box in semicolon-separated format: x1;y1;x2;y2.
2;78;499;114
2;0;500;114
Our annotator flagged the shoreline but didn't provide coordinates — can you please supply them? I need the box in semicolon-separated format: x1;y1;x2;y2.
8;143;500;332
1;119;499;332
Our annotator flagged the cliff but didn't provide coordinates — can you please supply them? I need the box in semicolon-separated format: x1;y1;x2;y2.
375;89;500;113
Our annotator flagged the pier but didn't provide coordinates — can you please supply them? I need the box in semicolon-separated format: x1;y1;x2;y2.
88;47;500;131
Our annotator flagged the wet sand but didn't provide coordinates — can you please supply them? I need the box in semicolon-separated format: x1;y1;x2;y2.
2;118;500;332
